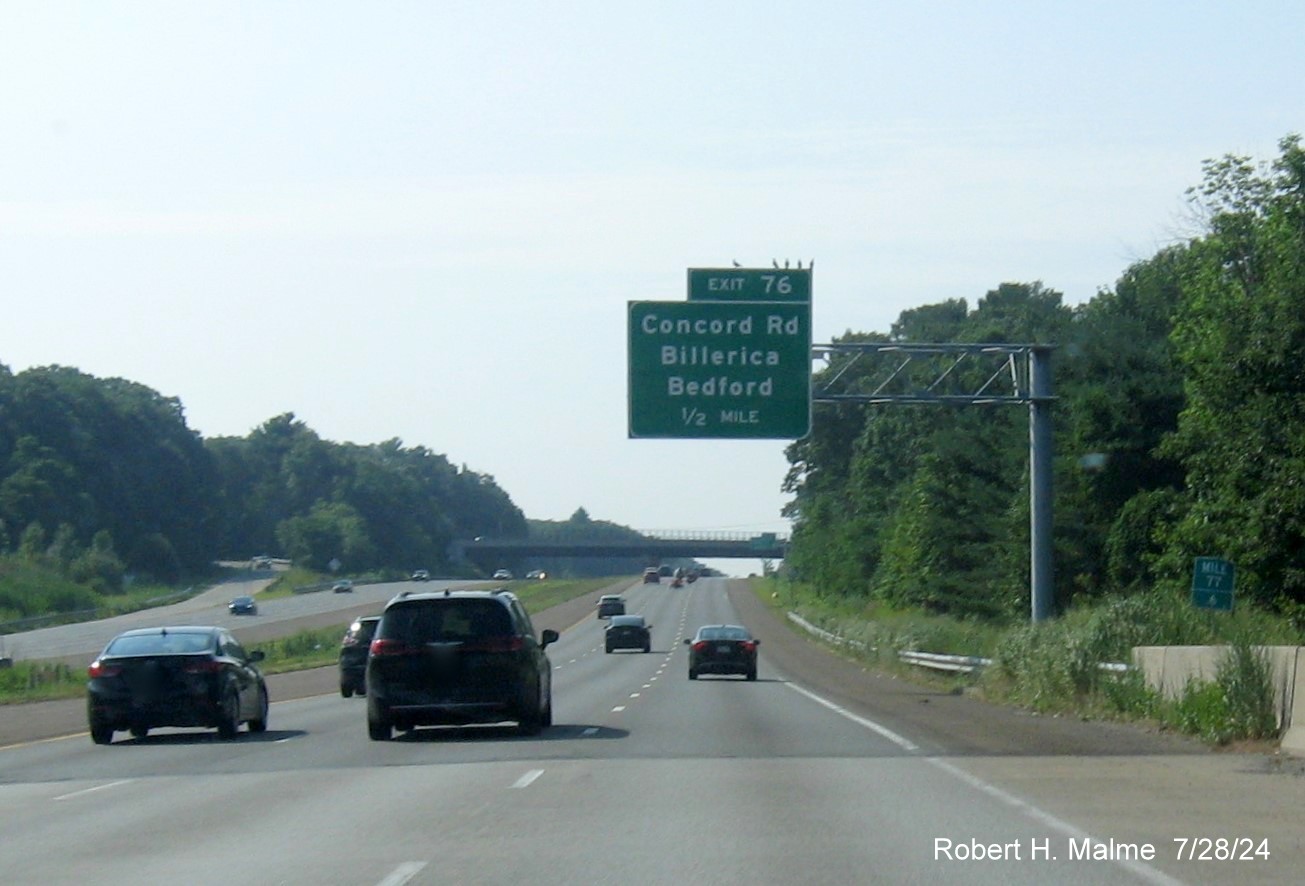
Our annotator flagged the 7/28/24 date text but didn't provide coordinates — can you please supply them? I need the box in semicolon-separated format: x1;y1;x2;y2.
933;836;1270;862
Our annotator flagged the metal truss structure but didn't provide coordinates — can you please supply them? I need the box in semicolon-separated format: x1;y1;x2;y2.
811;341;1051;405
808;341;1056;622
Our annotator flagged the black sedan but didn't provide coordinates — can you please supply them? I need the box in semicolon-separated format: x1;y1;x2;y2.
605;614;652;653
684;624;759;680
86;626;270;744
228;595;258;615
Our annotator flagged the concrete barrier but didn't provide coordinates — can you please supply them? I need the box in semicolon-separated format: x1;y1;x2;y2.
1284;649;1305;756
1133;645;1304;755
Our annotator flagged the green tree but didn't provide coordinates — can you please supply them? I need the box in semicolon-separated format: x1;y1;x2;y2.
1160;135;1305;607
276;500;376;573
0;367;217;575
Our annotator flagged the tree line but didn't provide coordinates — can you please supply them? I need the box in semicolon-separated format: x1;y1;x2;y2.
782;135;1305;621
5;136;1302;622
0;371;527;600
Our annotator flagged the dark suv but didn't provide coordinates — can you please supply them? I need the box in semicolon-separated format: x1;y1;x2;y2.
365;589;559;740
338;615;381;697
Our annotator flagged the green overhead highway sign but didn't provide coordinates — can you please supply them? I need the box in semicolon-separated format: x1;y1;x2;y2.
688;268;811;302
628;300;811;439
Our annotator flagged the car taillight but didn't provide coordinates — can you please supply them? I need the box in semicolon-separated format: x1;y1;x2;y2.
691;641;709;653
183;659;224;674
88;660;122;678
369;638;417;657
740;641;757;653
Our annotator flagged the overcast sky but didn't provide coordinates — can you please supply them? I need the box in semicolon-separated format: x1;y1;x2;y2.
3;2;1301;572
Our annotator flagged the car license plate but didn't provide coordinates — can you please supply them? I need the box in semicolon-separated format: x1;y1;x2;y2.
717;644;732;654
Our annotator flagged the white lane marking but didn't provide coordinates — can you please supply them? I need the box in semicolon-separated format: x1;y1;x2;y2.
612;705;626;712
375;861;427;886
784;682;919;752
927;758;1188;886
582;727;598;736
53;780;131;802
629;692;641;698
785;681;1186;886
511;769;544;789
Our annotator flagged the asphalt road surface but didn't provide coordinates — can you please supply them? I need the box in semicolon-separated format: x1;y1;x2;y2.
1;577;1302;885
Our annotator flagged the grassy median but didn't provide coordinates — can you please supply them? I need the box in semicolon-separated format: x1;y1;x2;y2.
0;576;618;705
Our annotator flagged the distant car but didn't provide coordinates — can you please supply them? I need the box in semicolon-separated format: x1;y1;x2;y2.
86;626;269;744
253;556;273;570
365;588;558;740
596;594;626;619
332;579;354;593
605;614;652;653
227;595;258;616
410;569;430;582
685;624;759;681
642;568;660;584
525;569;548;580
338;615;381;697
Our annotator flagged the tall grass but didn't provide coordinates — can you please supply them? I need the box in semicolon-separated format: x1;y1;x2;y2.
769;576;1303;745
0;661;83;704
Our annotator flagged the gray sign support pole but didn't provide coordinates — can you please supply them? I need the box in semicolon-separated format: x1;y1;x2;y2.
811;341;1056;624
1029;346;1054;622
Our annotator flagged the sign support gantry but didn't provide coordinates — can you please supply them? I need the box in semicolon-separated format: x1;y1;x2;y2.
811;342;1056;623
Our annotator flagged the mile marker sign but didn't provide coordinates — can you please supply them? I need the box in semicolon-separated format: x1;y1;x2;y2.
1191;557;1235;612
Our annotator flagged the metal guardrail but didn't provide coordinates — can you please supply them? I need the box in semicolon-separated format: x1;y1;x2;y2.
292;582;338;595
787;612;868;650
787;611;1129;675
899;650;991;673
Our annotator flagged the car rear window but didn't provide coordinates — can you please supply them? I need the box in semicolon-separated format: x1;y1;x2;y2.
105;632;215;656
698;627;750;642
379;600;513;644
610;615;644;627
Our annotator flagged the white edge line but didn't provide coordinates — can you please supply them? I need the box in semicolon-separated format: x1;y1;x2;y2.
375;861;427;886
511;769;544;789
53;779;131;802
784;682;919;752
784;680;1187;886
926;758;1189;886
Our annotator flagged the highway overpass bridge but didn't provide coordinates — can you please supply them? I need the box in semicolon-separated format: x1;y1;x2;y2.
451;531;789;565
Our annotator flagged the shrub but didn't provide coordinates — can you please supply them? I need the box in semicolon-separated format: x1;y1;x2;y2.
1215;639;1278;741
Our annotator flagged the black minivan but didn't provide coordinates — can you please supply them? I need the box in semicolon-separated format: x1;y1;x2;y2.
365;589;558;740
